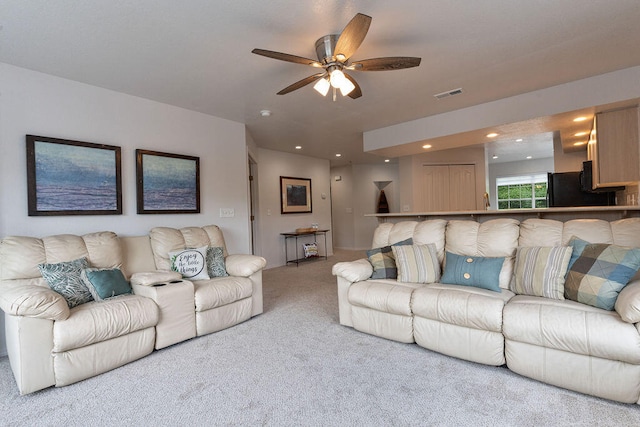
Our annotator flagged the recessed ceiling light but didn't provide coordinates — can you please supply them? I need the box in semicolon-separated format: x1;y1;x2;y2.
384;159;390;163
492;155;498;159
295;146;302;150
335;153;342;157
516;138;523;142
573;141;586;146
260;109;272;117
486;133;499;138
422;144;432;149
574;131;588;137
573;116;588;122
526;155;532;159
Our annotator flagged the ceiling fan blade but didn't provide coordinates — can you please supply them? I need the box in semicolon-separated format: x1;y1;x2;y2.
344;73;362;99
351;57;422;71
252;49;323;68
277;73;325;95
334;13;372;60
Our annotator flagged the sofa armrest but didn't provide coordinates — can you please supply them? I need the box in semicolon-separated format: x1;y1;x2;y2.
332;259;373;283
130;270;183;286
0;280;69;321
225;254;267;277
616;279;640;323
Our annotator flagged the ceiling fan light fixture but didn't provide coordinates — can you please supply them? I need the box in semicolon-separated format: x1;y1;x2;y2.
329;69;347;89
313;77;330;96
339;78;355;96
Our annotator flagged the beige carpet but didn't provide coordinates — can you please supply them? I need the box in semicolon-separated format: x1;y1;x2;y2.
1;249;640;426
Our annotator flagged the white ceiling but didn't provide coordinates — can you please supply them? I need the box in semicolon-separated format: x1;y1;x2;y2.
2;1;640;166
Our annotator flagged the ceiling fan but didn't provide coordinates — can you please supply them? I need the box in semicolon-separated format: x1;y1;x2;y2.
252;13;421;100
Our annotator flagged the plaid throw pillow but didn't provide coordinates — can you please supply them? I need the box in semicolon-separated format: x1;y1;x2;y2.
564;240;640;310
366;238;413;279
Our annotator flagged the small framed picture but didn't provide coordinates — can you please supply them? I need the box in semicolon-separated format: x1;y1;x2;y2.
136;149;200;214
26;135;122;216
280;176;312;214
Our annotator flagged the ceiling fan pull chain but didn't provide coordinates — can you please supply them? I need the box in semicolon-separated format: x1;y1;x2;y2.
333;87;337;102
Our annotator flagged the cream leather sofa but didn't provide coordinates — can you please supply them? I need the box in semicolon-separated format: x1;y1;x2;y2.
0;225;266;395
333;218;640;404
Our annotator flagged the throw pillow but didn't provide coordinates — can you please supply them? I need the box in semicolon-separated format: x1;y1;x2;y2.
511;246;573;300
391;243;440;284
80;268;132;301
206;246;228;278
169;246;210;281
366;238;413;279
567;236;590;270
440;252;504;292
564;242;640;310
38;257;93;308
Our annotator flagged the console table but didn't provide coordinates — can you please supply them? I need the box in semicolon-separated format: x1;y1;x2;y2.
281;229;329;266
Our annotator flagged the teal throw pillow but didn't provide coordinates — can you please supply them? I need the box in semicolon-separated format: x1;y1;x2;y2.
38;257;93;308
366;238;413;279
81;268;132;301
441;252;504;292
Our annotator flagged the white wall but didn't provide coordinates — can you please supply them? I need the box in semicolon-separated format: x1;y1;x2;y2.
254;148;332;268
0;63;252;356
330;163;399;250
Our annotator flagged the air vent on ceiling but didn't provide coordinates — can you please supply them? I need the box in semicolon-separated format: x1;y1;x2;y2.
434;88;463;100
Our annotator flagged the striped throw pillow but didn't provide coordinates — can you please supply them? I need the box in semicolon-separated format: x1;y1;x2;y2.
511;246;573;300
391;243;440;284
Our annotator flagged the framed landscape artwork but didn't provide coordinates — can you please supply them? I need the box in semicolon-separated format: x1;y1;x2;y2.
136;149;200;214
280;176;312;214
26;135;122;216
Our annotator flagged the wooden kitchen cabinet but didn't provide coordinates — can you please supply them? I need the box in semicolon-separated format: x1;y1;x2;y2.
588;106;640;189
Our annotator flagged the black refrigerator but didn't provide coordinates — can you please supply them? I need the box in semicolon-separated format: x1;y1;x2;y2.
547;172;616;207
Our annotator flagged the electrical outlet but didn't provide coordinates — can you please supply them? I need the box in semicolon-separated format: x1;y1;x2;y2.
219;208;234;218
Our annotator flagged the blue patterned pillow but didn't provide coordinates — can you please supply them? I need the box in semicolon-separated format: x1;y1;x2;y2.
441;252;504;292
564;241;640;310
206;246;228;278
39;257;93;308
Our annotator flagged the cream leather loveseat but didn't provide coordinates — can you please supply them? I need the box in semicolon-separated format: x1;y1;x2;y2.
0;225;266;395
333;218;640;404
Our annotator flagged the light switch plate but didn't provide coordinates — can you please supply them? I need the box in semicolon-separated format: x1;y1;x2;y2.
220;208;234;217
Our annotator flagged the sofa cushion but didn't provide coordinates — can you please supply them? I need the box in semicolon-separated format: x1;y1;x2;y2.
564;239;640;310
412;283;514;333
503;295;640;364
80;268;132;301
206;246;228;277
511;246;572;300
391;243;439;284
441;252;504;292
348;280;423;316
193;276;253;312
39;258;93;308
366;238;412;279
169;246;210;281
53;294;159;353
